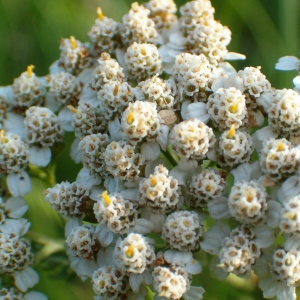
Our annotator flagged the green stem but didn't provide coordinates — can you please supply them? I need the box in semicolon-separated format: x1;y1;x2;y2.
26;231;65;263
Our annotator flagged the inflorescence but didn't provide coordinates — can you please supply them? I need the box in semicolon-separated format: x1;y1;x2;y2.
1;0;300;299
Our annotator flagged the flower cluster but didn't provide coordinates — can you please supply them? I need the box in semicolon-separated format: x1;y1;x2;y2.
1;0;300;299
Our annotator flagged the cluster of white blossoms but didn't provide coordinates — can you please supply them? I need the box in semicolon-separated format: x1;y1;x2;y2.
1;0;300;299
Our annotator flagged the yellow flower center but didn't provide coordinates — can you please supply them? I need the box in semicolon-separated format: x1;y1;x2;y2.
70;36;77;50
67;105;77;114
97;7;104;21
127;111;134;124
0;130;5;143
227;125;236;139
229;103;238;114
150;176;157;187
277;141;284;151
126;245;134;258
113;85;119;96
27;65;35;78
102;191;111;206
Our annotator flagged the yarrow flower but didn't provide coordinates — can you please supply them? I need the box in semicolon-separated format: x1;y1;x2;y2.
3;0;300;299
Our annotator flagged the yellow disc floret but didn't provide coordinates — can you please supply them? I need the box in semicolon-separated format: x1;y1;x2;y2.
97;7;104;21
126;244;134;258
67;105;77;114
70;36;77;50
26;65;35;78
113;85;119;96
150;176;157;187
277;141;284;151
229;103;239;114
159;286;168;297
102;190;111;206
227;125;236;139
0;130;5;143
127;111;134;124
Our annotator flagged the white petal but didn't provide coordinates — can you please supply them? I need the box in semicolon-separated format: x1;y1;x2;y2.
65;217;82;237
164;249;192;265
45;93;61;112
162;62;174;74
14;267;39;292
108;118;123;141
58;107;74;132
0;218;30;236
129;271;152;293
177;157;198;171
231;162;261;182
24;291;48;300
253;225;275;248
128;218;154;235
253;252;272;278
28;146;51;167
259;277;289;299
293;75;300;88
127;285;148;300
0;85;16;106
3;112;25;138
145;158;168;178
212;74;244;92
76;167;101;190
185;259;202;274
223;52;246;60
157;124;169;151
209;256;228;280
79;87;98;107
69;255;98;280
278;175;300;203
207;196;231;220
213;62;237;77
104;176;124;193
49;60;62;74
200;221;230;255
277;286;296;300
141;209;166;233
181;100;191;120
186;103;209;123
169;32;186;48
159;46;175;63
140;142;160;161
275;56;299;71
252;126;278;152
284;235;300;251
70;137;82;164
77;67;94;85
248;110;264;127
256;91;274;113
115;48;126;69
95;224;114;247
265;200;282;228
169;165;194;184
5;196;28;218
89;186;105;201
96;245;115;267
183;286;205;300
120;188;139;201
7;171;31;197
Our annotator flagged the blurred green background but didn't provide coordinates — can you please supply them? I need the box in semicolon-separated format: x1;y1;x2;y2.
0;0;299;299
